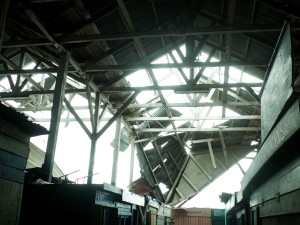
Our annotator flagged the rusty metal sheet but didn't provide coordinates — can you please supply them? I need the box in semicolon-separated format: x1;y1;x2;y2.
173;214;212;225
249;151;300;207
242;99;300;190
261;21;293;142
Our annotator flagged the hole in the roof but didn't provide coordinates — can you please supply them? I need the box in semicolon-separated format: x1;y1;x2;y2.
158;182;169;194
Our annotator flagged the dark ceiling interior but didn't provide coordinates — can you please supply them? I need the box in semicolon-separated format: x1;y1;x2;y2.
1;0;300;206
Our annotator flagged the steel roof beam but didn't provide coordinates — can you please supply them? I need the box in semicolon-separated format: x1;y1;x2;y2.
96;91;139;139
191;145;257;155
121;101;260;108
59;24;291;43
0;61;270;74
63;97;91;138
84;60;269;71
2;24;296;48
97;83;262;92
125;115;261;121
135;127;260;133
0;0;10;51
219;128;229;166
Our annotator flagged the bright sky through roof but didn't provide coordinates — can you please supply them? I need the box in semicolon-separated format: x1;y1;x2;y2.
2;43;262;209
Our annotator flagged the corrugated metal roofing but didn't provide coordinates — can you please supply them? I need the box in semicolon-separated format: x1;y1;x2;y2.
1;0;300;205
0;102;48;137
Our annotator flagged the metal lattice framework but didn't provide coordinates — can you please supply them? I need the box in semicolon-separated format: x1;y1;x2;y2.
1;0;300;205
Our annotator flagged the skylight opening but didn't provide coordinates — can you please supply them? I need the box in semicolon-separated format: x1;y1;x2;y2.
160;141;169;149
152;164;161;172
126;69;152;87
23;62;36;69
158;182;169;194
144;142;154;151
246;151;257;158
135;91;156;104
165;92;187;104
154;69;182;86
185;140;191;154
241;72;263;83
151;54;174;64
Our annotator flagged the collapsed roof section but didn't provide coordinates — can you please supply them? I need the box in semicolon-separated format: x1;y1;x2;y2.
1;0;300;205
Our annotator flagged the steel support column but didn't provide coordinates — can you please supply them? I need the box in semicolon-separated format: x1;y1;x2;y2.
42;51;70;181
87;92;101;184
111;116;122;186
129;136;135;185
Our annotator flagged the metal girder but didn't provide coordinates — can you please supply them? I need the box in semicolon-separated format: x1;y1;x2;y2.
0;0;9;50
63;97;91;138
98;83;262;92
121;101;260;108
152;140;174;186
93;92;101;132
0;89;86;98
25;7;86;83
12;100;259;111
2;24;297;47
0;68;59;75
218;128;229;166
86;84;95;129
0;60;270;74
135;127;260;133
207;141;217;168
2;39;53;48
84;60;269;71
96;91;139;139
60;24;295;43
191;48;217;86
125;115;261;121
191;145;257;155
165;156;189;203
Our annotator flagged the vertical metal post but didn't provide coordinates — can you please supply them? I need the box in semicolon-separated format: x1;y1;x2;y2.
87;134;97;184
87;92;101;184
43;50;70;181
111;116;122;186
129;136;135;185
0;0;9;50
